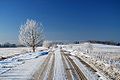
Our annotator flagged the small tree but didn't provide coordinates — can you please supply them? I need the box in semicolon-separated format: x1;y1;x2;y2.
19;19;44;52
43;41;53;48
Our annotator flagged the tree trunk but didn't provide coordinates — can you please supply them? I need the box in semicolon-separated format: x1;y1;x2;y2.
33;46;35;52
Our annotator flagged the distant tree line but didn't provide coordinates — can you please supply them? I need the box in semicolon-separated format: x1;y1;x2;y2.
0;42;17;48
0;42;43;48
73;41;80;44
87;40;120;46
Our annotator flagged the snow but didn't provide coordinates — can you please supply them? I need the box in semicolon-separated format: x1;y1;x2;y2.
53;47;66;80
43;52;54;80
70;56;95;80
70;56;108;80
0;43;120;80
0;47;46;57
0;51;48;80
62;53;75;79
62;43;120;79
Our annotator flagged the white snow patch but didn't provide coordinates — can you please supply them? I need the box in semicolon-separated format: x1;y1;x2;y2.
53;47;66;80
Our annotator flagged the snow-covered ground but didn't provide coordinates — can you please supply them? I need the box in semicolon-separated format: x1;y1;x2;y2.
53;47;66;80
0;44;120;80
62;43;120;80
0;50;48;80
0;47;47;58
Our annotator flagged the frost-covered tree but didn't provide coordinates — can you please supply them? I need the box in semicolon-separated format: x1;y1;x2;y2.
19;19;44;52
86;42;93;53
43;41;53;48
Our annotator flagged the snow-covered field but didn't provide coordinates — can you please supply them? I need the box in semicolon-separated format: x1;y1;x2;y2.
0;43;120;80
62;43;120;80
0;50;48;80
0;47;47;58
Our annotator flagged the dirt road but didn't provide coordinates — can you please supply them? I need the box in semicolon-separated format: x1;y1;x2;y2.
33;47;88;80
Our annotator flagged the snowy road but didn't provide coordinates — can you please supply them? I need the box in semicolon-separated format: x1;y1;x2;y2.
53;48;66;80
34;47;89;80
0;46;109;80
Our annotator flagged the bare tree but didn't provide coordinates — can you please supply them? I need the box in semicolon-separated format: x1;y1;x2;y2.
19;19;44;52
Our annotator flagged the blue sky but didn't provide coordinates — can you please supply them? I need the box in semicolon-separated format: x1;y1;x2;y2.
0;0;120;43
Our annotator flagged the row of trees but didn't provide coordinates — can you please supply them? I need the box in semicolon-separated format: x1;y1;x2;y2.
0;42;17;48
87;40;120;46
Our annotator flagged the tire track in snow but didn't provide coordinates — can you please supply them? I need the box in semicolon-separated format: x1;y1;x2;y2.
61;50;73;80
66;55;87;80
33;51;52;80
47;52;55;80
61;50;87;80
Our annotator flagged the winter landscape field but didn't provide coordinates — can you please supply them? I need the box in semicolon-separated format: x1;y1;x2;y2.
0;0;120;80
0;42;120;80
